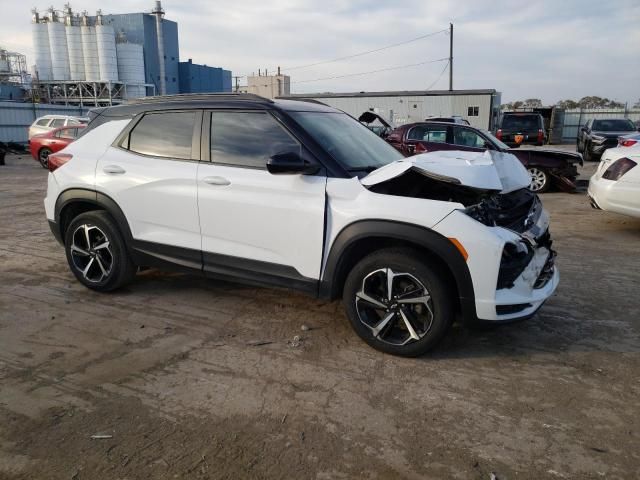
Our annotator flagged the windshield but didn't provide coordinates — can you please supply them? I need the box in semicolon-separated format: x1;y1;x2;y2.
501;115;541;130
289;111;403;171
592;119;635;132
483;130;510;150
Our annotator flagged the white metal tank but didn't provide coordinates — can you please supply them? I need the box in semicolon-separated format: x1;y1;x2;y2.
48;10;71;80
31;10;53;81
116;36;146;98
95;11;118;82
80;13;100;82
64;7;85;80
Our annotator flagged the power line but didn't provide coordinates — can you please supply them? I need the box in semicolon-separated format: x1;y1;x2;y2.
281;28;450;72
291;57;449;85
425;59;450;91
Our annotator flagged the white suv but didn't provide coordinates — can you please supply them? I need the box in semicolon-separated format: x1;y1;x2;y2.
28;115;88;140
44;94;559;356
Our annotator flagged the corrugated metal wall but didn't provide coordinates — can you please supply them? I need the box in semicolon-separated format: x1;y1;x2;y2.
562;108;640;142
0;102;88;143
306;94;495;129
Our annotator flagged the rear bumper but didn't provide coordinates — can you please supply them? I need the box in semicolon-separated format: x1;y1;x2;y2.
588;174;640;218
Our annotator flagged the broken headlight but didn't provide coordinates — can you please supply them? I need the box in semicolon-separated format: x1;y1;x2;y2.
497;241;533;289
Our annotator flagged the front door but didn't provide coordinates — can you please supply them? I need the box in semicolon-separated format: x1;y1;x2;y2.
197;110;326;288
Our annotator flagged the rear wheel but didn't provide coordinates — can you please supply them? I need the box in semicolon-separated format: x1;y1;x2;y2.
527;167;550;193
64;211;136;292
38;147;52;169
343;248;454;357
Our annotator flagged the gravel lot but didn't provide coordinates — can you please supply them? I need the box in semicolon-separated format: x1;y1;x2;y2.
1;153;639;479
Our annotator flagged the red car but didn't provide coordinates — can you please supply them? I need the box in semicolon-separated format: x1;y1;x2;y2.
29;125;85;169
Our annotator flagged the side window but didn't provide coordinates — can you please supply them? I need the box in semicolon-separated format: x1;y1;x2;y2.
36;118;50;126
467;106;479;117
210;111;301;168
50;118;65;128
58;128;78;139
452;127;486;148
128;111;196;160
407;125;447;143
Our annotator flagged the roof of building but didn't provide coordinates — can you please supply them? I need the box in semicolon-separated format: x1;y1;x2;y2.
282;89;497;99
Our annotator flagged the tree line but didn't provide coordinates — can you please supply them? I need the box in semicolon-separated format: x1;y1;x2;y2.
501;97;640;110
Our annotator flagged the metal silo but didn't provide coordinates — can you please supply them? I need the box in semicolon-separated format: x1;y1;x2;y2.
64;6;85;80
80;13;100;82
116;32;146;98
31;9;53;81
47;8;71;80
95;10;119;82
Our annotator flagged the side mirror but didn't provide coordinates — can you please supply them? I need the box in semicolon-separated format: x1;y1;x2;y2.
267;151;319;175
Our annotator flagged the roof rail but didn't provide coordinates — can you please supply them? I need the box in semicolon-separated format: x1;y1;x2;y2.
127;93;274;105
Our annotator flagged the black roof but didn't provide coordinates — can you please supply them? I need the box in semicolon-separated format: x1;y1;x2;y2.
99;93;339;117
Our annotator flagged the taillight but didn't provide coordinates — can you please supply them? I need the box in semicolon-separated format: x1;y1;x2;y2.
620;139;638;147
537;129;544;144
415;143;428;154
602;157;636;181
48;153;73;172
496;129;502;140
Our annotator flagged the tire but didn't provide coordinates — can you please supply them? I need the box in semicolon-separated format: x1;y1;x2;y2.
527;167;550;193
64;211;136;292
38;147;52;169
342;248;454;357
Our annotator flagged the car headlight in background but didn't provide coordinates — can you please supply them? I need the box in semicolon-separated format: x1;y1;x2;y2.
602;157;637;181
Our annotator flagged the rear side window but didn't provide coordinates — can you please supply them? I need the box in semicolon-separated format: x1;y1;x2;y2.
36;118;50;126
50;118;65;128
210;111;300;168
57;128;79;139
128;111;196;159
407;125;448;143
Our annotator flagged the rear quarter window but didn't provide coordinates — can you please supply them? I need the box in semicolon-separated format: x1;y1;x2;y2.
36;118;50;126
127;111;197;160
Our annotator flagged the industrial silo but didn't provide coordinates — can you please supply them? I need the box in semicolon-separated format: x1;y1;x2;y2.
64;6;85;80
47;9;71;80
80;13;100;82
116;32;146;98
31;10;53;81
95;11;119;82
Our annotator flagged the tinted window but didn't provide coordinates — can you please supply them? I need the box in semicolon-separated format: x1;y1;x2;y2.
501;115;541;130
128;111;196;159
453;126;486;148
289;112;403;171
36;118;50;126
50;118;65;127
592;119;635;132
408;125;448;142
210;111;300;168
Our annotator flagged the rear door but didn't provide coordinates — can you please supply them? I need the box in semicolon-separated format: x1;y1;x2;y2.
405;124;451;155
95;110;202;264
197;110;326;287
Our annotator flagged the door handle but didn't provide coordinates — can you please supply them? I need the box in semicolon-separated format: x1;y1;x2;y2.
103;165;126;175
202;176;231;186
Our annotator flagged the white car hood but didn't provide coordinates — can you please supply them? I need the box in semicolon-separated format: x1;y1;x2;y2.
361;150;532;193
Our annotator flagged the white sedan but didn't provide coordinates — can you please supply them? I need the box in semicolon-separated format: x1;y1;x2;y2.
588;146;640;218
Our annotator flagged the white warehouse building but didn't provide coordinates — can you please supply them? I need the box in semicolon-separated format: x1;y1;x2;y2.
284;89;502;130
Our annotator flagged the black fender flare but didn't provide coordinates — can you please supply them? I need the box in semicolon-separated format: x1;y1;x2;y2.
54;188;134;247
319;220;477;321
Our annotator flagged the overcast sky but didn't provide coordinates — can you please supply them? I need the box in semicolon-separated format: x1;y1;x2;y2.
5;0;639;104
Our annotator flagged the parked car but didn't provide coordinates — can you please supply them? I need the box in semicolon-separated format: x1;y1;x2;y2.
496;112;546;147
385;121;582;193
29;124;85;168
28;115;88;140
45;94;558;357
588;145;640;218
617;132;640;148
577;118;637;162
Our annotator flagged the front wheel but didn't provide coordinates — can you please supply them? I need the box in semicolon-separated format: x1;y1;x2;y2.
527;167;550;193
38;147;52;169
64;211;136;292
343;248;454;357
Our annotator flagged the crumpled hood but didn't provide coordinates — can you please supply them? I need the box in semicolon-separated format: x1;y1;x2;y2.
361;150;532;193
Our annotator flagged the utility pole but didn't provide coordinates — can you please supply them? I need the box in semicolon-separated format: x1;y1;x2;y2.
233;76;241;92
449;23;453;91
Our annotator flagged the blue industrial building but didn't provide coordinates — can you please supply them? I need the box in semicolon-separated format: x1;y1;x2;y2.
179;59;232;94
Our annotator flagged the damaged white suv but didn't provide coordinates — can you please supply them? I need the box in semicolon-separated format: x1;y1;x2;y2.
45;94;559;356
